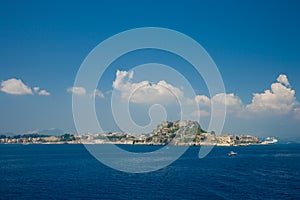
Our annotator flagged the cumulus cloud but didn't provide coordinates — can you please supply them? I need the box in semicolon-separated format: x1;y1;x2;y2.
111;71;299;118
33;87;40;93
38;89;50;96
246;74;298;115
67;87;104;99
32;86;50;96
0;78;51;96
0;78;33;95
67;87;86;96
193;74;299;117
277;74;290;87
193;93;244;115
191;110;210;117
212;93;243;110
195;95;211;107
91;89;104;98
112;70;184;104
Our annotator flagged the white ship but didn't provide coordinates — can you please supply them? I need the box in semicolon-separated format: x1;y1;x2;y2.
262;137;278;144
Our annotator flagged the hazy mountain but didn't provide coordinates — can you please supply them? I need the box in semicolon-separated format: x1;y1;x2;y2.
37;128;66;136
19;128;68;136
1;132;15;136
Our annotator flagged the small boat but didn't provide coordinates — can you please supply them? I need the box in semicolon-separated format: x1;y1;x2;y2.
228;151;237;156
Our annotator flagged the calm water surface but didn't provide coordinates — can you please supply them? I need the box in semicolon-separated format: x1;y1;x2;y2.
0;144;299;199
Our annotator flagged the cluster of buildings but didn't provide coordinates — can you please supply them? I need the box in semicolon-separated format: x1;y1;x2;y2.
79;120;260;146
0;134;80;144
0;121;261;146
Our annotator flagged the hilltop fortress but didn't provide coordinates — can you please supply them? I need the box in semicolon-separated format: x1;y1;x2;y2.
80;120;260;146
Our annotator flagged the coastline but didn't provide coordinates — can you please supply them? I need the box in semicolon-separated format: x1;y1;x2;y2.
0;141;275;146
0;121;279;146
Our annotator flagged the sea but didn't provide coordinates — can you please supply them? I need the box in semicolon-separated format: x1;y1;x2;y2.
0;144;299;199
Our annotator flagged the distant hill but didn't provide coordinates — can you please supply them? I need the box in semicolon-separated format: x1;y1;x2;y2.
37;128;66;136
1;132;15;136
1;129;67;137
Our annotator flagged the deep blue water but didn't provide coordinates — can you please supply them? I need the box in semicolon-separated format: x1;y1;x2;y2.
0;144;299;199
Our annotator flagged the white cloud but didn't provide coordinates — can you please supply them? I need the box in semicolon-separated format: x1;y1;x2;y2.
0;78;51;96
33;86;50;96
33;87;40;93
277;74;290;87
67;87;104;98
112;70;184;104
191;110;210;117
212;93;243;109
192;74;298;117
193;93;243;114
111;71;298;119
91;89;104;98
38;89;50;96
195;95;211;107
246;75;298;115
67;87;86;95
0;78;33;95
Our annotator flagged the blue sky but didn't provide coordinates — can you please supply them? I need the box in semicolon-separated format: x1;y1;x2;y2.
0;0;300;140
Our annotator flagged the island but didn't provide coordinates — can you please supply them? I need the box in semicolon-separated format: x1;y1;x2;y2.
0;120;275;146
